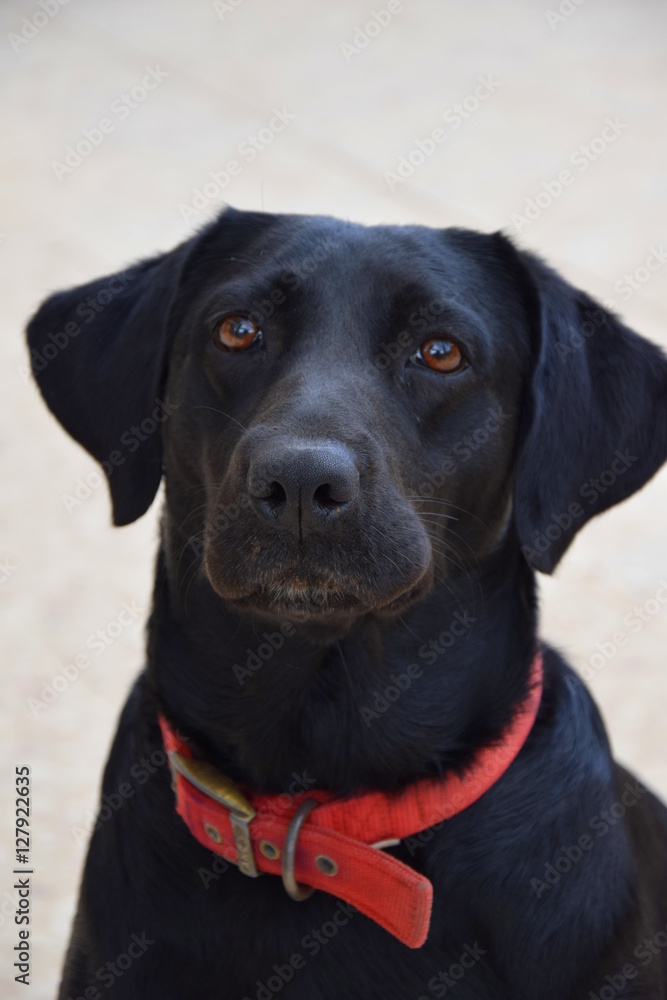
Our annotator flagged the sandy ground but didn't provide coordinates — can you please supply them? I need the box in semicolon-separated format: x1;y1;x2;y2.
0;1;665;995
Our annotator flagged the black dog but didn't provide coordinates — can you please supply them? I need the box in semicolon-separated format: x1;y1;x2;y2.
28;209;667;999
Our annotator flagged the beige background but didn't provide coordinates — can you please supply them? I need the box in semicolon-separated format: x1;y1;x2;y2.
1;1;666;996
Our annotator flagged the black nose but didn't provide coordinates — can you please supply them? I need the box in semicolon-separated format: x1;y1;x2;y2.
247;440;359;535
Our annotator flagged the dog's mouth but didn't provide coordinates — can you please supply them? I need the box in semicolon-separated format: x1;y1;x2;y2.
225;569;431;621
232;587;361;619
228;575;363;619
203;499;435;623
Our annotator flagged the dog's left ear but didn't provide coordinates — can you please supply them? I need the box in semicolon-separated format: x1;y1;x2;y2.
498;236;667;573
26;240;194;526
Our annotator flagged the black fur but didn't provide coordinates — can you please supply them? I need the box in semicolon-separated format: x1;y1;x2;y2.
27;209;667;999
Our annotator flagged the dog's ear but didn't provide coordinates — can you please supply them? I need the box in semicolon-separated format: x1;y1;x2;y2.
26;241;193;526
499;237;667;574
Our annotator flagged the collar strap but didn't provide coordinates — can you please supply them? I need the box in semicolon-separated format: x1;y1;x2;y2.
159;650;543;948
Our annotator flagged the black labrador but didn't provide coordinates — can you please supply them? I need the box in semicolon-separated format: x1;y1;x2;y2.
27;209;667;999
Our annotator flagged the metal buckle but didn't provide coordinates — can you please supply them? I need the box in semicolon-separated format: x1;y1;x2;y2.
281;803;400;902
282;798;318;902
168;751;259;878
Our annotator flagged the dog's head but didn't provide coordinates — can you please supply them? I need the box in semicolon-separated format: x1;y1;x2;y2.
27;209;667;626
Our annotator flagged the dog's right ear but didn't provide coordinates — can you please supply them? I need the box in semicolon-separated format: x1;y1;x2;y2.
496;235;667;573
26;241;193;526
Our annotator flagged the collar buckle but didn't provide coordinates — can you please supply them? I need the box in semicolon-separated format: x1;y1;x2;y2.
168;751;260;877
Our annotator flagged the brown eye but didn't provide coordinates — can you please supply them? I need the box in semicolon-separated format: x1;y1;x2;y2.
216;314;261;351
418;338;465;374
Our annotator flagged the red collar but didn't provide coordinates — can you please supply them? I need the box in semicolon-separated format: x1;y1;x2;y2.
159;650;543;949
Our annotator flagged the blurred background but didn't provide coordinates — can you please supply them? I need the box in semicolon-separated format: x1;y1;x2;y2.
1;1;665;995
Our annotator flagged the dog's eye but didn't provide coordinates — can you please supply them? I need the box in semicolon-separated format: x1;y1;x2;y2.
416;338;465;374
216;314;262;352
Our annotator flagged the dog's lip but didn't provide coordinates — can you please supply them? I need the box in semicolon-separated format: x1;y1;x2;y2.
375;580;427;613
231;588;362;618
225;568;430;620
228;578;362;617
219;566;365;616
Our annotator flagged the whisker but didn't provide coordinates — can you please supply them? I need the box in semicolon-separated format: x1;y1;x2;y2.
366;524;425;576
413;511;458;520
418;516;480;562
193;405;248;434
405;496;492;533
365;524;455;596
396;614;427;647
336;640;354;690
421;528;484;613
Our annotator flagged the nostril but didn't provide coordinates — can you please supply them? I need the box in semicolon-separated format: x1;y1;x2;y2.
265;481;287;506
313;468;359;512
247;441;359;530
313;483;341;511
253;479;287;513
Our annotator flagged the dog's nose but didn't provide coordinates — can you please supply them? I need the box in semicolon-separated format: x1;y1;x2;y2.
247;441;359;534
